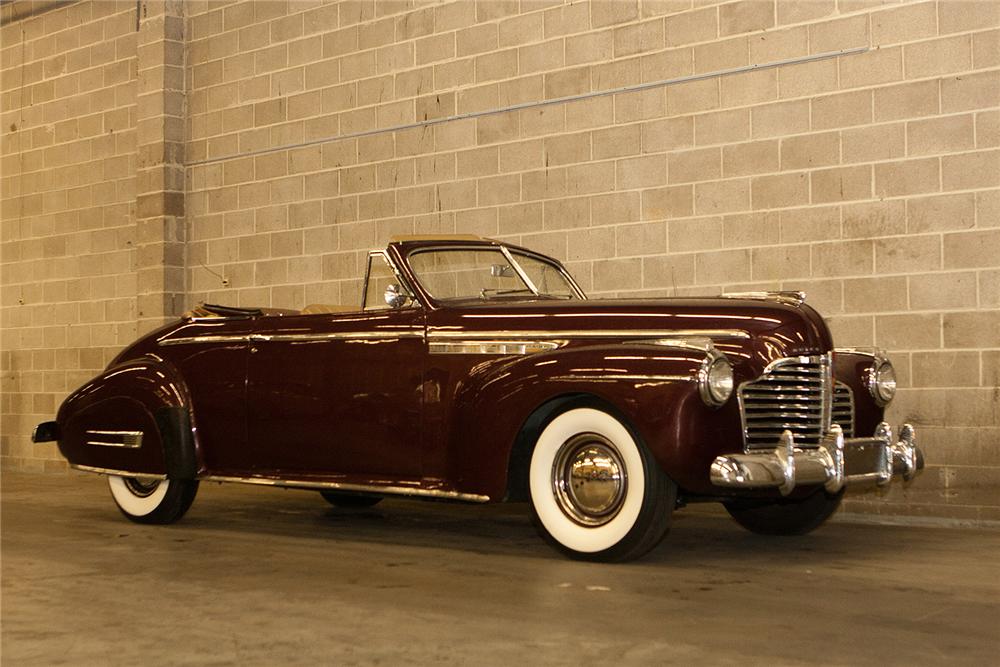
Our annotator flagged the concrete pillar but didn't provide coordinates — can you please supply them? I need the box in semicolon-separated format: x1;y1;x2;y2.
134;0;185;334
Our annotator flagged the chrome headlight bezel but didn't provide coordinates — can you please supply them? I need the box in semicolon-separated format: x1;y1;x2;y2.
867;359;896;406
699;355;734;407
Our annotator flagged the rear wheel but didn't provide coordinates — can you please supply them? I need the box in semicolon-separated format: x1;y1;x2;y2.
723;488;844;535
107;475;198;525
319;491;383;508
529;406;676;562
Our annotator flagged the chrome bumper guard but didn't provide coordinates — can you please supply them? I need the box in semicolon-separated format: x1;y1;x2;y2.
710;423;924;496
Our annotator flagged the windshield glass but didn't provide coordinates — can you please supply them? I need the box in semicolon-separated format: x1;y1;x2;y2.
407;248;578;301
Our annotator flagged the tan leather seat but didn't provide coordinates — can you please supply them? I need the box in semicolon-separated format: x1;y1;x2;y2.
181;305;217;319
301;303;357;315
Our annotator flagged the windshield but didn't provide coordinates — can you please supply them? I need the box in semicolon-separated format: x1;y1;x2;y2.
407;247;578;301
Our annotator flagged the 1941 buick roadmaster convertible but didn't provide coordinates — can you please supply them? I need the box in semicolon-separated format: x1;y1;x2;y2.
34;235;924;561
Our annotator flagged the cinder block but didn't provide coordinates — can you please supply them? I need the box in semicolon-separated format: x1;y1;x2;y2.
614;20;665;58
693;178;750;215
720;0;774;37
909;272;978;311
875;80;940;122
566;31;614;66
875;235;941;274
942;150;1000;191
695;109;749;146
907;193;976;233
722;139;779;177
668;147;721;183
751;99;808;138
664;7;718;47
844;275;908;312
842;123;905;163
777;206;841;243
781;131;839;170
874;158;940;197
499;13;544;48
457;23;498;58
751;172;809;209
944;311;1000;348
811;165;872;204
944;229;1000;269
904;35;973;79
876;313;942;350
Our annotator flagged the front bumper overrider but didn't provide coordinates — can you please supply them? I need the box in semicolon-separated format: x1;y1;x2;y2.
710;423;924;496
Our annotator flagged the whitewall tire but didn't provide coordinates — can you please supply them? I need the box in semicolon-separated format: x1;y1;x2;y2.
529;406;676;562
107;475;199;525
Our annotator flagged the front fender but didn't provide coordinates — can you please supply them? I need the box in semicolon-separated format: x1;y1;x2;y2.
446;342;741;499
55;355;200;478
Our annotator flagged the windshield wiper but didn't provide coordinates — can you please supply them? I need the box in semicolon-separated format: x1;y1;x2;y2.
479;288;536;299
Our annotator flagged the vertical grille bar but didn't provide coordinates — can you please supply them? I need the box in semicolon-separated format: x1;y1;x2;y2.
739;355;834;450
832;382;855;437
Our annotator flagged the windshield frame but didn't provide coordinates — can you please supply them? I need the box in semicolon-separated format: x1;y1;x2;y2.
397;243;588;307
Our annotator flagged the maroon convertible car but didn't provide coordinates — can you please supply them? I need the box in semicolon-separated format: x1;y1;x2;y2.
34;235;923;561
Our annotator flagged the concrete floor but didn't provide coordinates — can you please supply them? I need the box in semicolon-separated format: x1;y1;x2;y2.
2;473;998;666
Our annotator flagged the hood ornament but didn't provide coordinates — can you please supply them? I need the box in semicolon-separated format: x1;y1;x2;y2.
721;291;806;306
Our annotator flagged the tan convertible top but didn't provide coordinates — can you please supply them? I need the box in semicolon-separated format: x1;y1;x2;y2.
389;234;486;242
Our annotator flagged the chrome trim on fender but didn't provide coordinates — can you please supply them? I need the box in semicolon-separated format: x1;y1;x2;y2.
158;334;253;346
201;475;491;503
550;374;694;383
254;331;424;343
710;422;924;495
159;331;424;346
427;328;751;341
85;430;143;448
429;340;560;355
71;463;167;479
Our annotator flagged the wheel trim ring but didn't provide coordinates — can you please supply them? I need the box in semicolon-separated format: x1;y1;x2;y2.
108;475;170;517
123;477;161;498
551;433;628;527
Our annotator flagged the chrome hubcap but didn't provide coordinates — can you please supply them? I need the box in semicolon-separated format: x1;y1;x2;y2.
123;477;161;498
552;433;627;526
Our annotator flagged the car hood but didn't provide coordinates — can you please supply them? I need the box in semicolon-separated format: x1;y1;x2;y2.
427;297;833;370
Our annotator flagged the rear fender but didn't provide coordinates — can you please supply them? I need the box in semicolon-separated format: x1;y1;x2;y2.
447;342;738;499
55;355;200;479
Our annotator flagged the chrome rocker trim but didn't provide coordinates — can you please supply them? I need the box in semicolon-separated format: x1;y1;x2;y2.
709;422;924;496
71;463;168;479
202;475;491;503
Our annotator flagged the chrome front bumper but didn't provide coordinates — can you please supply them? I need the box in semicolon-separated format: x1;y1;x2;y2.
710;423;924;496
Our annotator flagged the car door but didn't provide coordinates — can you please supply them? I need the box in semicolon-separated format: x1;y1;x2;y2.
243;255;425;479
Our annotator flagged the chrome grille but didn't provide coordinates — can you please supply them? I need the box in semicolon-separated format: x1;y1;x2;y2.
739;355;832;450
832;382;854;437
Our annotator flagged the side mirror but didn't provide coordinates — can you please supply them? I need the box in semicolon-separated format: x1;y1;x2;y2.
384;284;410;309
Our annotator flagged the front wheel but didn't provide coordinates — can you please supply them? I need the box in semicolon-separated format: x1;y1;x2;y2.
723;488;844;535
529;406;676;562
107;476;199;525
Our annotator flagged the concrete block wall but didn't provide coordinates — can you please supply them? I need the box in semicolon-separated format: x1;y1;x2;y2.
1;0;140;472
3;0;999;523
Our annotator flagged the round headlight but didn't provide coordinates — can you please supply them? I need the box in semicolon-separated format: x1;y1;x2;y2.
870;360;897;406
700;356;734;407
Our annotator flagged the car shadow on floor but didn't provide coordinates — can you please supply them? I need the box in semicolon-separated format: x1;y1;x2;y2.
71;481;922;568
